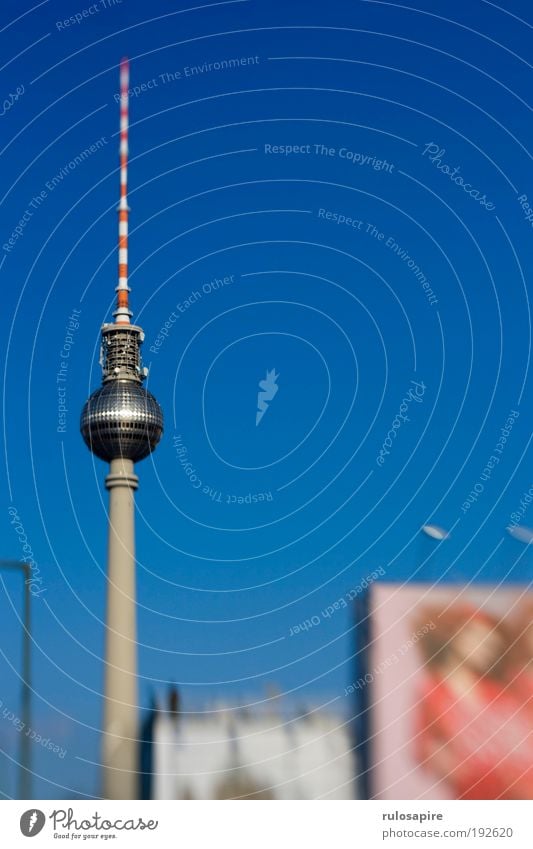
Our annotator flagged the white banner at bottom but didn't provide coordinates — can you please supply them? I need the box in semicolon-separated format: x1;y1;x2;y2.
2;800;532;848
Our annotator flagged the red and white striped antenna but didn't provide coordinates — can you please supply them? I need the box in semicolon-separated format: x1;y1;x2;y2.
114;56;132;324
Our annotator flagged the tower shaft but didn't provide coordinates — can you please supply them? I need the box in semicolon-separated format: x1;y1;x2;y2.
102;457;139;800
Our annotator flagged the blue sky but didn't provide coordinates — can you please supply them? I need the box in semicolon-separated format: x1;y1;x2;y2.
1;0;532;798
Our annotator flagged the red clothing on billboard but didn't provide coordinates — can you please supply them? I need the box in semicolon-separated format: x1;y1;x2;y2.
508;667;533;713
416;673;533;799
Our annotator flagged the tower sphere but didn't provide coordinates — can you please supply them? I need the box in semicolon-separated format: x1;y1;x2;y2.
81;380;163;463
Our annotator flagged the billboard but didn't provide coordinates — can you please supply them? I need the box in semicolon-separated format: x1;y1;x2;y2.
356;583;533;799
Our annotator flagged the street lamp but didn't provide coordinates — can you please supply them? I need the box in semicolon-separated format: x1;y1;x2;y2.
418;524;451;579
421;524;450;541
506;525;533;545
0;561;32;799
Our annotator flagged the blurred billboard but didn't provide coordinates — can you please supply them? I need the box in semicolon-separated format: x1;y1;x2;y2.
355;583;533;799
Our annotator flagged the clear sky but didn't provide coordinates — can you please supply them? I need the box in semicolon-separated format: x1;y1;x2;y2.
1;0;532;799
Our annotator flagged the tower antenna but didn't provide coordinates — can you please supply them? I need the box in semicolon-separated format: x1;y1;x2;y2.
115;56;131;324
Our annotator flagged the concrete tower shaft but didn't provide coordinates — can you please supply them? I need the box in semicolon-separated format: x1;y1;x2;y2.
102;457;138;800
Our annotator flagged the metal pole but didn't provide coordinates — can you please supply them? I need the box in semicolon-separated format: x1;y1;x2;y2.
20;568;31;799
0;561;31;799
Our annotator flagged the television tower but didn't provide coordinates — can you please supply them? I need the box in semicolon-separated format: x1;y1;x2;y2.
80;58;164;799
